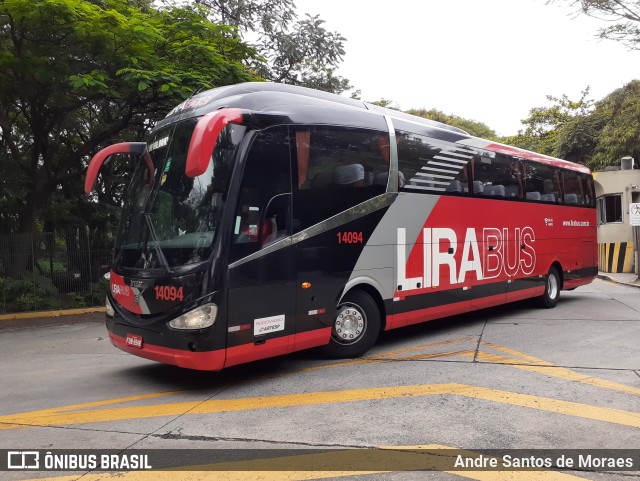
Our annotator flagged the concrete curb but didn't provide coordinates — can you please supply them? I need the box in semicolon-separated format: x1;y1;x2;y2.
0;306;106;322
597;274;640;288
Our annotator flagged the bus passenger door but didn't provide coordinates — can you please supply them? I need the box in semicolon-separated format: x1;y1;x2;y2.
225;126;297;367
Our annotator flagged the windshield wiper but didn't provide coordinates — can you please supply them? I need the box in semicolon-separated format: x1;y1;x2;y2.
143;213;172;274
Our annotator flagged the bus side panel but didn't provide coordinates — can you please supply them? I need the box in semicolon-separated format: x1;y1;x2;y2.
294;208;391;347
346;194;597;331
225;244;297;367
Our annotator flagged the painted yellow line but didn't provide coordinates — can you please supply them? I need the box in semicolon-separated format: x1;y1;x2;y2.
0;391;179;429
2;383;639;430
0;307;105;321
56;391;181;412
379;349;476;362
477;343;640;396
270;337;476;377
369;337;476;359
18;445;592;481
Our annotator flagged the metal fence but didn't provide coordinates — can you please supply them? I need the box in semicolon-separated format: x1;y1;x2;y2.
0;230;114;313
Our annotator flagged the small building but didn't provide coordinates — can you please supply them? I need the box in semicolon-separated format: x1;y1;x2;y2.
593;157;640;273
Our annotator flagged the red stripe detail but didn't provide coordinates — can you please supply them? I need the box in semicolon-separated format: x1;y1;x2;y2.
563;277;594;289
316;308;326;314
225;328;331;368
483;143;591;174
293;327;331;351
111;327;332;370
385;286;547;331
109;332;225;371
225;336;292;368
387;301;473;330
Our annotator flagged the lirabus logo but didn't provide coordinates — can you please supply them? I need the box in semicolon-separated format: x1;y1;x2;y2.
396;227;536;293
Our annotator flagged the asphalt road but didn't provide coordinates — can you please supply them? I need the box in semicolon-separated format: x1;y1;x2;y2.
1;278;639;481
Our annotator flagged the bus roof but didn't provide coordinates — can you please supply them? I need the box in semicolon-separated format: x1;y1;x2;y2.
162;82;467;135
160;82;591;175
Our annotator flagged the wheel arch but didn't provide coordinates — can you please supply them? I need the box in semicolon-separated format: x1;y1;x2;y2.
549;259;564;289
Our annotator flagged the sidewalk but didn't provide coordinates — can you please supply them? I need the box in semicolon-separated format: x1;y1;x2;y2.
597;271;640;288
0;307;105;330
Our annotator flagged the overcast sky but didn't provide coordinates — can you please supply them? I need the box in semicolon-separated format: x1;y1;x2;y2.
294;0;639;137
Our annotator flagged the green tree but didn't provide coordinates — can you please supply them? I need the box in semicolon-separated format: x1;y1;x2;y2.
0;0;257;274
550;0;640;49
503;81;640;169
589;80;640;168
195;0;351;93
501;89;593;156
406;108;498;140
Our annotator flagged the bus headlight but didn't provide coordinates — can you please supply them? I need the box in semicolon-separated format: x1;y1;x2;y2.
169;304;217;330
106;296;115;317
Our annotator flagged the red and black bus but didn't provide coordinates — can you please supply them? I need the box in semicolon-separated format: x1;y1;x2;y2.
85;82;597;371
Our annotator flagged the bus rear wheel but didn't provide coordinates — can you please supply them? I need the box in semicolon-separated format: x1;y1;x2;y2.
538;266;560;309
321;290;381;359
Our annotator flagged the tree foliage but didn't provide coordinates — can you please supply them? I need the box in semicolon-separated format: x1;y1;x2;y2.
504;81;640;170
0;0;258;241
550;0;640;49
195;0;351;93
406;108;498;140
501;89;593;156
588;80;640;168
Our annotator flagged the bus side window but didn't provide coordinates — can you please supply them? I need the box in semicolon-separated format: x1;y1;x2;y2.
563;171;583;205
523;161;561;204
470;152;523;199
581;173;596;207
230;126;292;262
395;129;472;195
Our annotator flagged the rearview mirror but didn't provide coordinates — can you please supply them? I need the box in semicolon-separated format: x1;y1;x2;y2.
85;142;153;194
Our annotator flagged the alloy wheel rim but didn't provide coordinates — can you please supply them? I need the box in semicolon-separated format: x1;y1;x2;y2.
333;302;367;345
548;273;558;299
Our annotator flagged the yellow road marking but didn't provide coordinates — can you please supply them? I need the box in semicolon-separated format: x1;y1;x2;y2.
1;383;639;430
0;391;180;430
477;342;640;396
18;445;592;481
267;337;476;377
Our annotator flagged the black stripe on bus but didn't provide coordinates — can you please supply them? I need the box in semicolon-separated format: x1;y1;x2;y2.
564;266;598;281
389;268;597;317
391;277;540;316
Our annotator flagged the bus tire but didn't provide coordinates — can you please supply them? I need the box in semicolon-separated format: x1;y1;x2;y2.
538;266;560;309
321;290;381;359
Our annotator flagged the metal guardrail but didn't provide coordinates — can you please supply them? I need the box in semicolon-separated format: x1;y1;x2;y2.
0;231;113;314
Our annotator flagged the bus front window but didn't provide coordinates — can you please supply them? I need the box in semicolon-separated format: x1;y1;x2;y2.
115;119;245;270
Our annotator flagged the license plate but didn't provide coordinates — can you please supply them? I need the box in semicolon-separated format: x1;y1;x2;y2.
125;334;143;349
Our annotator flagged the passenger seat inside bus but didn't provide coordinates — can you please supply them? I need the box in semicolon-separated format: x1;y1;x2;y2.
446;179;463;192
541;193;556;202
526;191;541;201
504;185;519;198
565;193;579;204
373;171;407;188
484;184;505;196
472;181;484;194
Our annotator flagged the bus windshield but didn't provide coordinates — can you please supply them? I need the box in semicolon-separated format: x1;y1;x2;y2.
114;118;245;270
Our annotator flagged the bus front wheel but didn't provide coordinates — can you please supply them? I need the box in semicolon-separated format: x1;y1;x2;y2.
322;290;381;359
538;266;560;309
